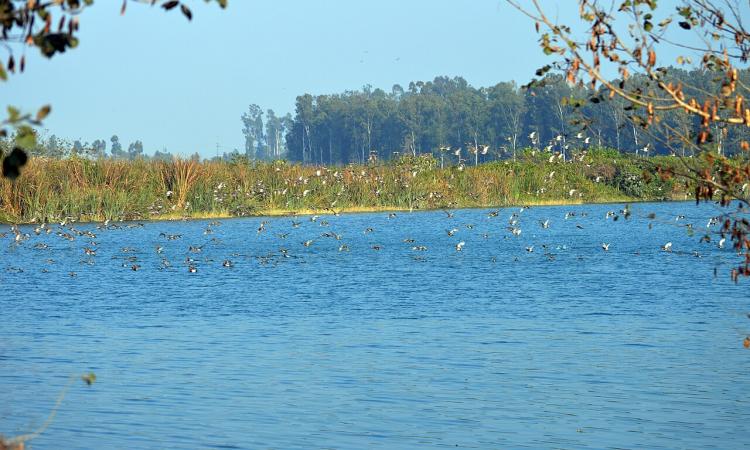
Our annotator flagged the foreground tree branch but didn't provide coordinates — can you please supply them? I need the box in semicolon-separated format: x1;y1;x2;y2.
507;0;750;284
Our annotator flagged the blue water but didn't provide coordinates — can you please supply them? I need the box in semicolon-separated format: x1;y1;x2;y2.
1;202;748;449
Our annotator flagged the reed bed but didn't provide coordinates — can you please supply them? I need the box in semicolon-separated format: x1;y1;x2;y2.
0;151;682;223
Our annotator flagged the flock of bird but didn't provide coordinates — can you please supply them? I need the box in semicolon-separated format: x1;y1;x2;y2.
0;205;730;277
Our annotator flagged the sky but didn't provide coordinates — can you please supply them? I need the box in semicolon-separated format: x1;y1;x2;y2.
0;0;702;158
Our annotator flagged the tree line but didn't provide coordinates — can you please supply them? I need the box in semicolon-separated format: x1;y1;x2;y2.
276;69;750;165
7;68;748;165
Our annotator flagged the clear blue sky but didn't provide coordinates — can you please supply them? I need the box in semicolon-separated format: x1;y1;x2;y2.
0;0;689;158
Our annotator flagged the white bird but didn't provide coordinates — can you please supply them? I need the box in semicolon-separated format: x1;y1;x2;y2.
662;242;673;252
455;241;465;251
584;137;591;144
601;242;610;251
576;132;584;139
529;131;537;140
526;245;534;252
718;237;726;249
540;219;550;229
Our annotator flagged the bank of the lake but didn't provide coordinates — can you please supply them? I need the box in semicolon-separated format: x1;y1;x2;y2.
0;149;686;223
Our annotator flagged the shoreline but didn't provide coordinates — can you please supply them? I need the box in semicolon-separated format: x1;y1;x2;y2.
0;150;691;225
1;196;690;226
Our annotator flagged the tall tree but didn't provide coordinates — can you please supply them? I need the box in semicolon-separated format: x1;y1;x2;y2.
241;104;265;160
110;135;125;159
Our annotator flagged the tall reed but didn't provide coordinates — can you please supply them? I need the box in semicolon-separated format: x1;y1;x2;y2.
0;151;683;223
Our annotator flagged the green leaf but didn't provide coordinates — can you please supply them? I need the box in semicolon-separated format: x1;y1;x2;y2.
7;106;20;122
15;125;37;149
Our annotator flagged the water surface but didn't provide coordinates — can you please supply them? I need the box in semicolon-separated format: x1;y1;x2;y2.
1;202;748;449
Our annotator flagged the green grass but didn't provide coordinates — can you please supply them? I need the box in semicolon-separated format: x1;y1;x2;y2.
0;149;687;223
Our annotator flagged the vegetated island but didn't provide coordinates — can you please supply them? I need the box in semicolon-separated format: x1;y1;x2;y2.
0;148;693;224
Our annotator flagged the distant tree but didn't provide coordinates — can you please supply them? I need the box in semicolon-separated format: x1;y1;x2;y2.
72;139;84;157
153;148;174;161
265;109;288;160
44;134;62;158
488;81;525;160
110;135;126;159
241;104;265;159
90;139;107;159
127;140;144;160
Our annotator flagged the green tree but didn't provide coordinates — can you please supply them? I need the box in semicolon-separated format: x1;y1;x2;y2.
241;104;265;160
110;135;125;159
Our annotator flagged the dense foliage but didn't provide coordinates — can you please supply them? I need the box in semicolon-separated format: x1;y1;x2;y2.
271;70;750;165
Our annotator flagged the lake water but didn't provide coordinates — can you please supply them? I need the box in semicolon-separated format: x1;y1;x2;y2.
1;202;748;449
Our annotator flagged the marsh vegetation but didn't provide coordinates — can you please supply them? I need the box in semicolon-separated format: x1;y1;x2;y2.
0;149;689;223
